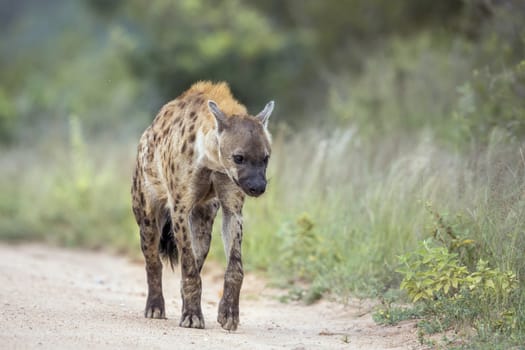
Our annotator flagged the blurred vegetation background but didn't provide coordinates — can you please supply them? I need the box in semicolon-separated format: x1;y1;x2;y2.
1;0;525;347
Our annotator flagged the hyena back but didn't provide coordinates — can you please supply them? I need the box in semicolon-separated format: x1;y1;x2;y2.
131;81;274;331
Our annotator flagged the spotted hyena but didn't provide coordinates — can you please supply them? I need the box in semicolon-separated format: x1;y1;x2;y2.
131;81;274;331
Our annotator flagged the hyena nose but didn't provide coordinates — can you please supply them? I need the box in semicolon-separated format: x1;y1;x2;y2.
248;181;266;196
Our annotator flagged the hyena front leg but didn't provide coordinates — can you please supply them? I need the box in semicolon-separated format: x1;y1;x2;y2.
139;218;165;319
214;174;245;331
174;209;205;329
190;199;220;272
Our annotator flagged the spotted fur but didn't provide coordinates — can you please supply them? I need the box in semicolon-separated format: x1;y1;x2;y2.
131;81;274;330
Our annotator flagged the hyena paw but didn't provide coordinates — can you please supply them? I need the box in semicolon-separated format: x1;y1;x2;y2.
144;294;165;319
218;300;239;331
180;309;205;329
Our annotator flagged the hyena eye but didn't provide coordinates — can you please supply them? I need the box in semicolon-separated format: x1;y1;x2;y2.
233;155;244;164
263;155;270;165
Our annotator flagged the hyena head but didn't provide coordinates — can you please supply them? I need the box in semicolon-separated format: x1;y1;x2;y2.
208;100;274;197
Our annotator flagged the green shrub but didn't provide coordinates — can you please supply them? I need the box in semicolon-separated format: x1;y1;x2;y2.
452;61;525;146
398;240;517;305
396;237;519;343
276;213;338;282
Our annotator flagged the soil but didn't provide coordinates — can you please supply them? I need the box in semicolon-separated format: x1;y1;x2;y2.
0;244;423;349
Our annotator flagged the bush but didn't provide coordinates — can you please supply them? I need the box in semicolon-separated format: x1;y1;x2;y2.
387;203;523;346
453;61;525;145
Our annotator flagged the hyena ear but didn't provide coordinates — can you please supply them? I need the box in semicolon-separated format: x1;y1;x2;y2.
208;100;229;132
256;100;274;128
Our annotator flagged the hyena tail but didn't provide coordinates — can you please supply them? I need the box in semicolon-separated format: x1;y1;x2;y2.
159;210;178;269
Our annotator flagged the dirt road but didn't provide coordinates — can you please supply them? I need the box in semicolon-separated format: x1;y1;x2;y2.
0;244;422;349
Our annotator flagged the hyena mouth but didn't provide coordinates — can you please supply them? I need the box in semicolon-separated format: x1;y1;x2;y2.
228;175;258;196
237;179;267;197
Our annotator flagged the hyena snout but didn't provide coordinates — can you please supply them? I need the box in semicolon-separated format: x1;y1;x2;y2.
240;176;267;197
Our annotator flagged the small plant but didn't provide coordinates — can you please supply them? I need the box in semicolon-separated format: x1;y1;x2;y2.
396;235;518;344
397;240;469;302
372;205;524;347
277;213;325;282
273;213;339;303
426;203;479;269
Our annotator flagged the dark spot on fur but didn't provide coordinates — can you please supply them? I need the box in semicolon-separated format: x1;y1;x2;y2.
144;218;151;226
188;149;194;158
189;132;196;143
229;250;242;264
178;101;186;109
181;141;187;154
139;192;145;205
174;222;180;232
190;111;196;118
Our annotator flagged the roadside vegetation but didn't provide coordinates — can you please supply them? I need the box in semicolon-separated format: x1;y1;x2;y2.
1;1;524;348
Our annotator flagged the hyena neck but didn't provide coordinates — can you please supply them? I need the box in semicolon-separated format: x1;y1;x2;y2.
195;128;223;173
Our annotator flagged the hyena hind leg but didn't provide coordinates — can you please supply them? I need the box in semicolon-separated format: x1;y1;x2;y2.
140;217;165;319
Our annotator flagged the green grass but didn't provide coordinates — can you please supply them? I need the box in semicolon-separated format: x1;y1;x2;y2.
244;127;525;346
0;118;139;254
1;119;524;347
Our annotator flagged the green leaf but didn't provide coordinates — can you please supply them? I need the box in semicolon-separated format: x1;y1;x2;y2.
485;279;495;290
444;282;450;294
413;293;423;302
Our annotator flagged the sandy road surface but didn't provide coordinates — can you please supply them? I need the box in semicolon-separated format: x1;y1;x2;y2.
0;244;422;349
